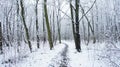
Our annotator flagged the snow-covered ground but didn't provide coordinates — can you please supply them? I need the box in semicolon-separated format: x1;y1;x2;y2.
65;41;120;67
0;40;120;67
0;42;66;67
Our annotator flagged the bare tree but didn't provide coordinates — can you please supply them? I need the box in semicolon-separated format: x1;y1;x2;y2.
20;0;32;52
69;0;77;49
69;0;81;52
16;0;21;52
0;22;2;53
52;2;55;44
75;0;81;52
43;13;46;43
44;0;53;50
35;0;40;48
57;0;61;43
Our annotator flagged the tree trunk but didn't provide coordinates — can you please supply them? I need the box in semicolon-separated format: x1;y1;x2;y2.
16;0;20;53
57;0;61;43
52;9;55;43
42;2;46;43
35;0;40;48
87;20;90;45
43;14;46;43
57;16;61;43
91;11;96;43
20;0;32;52
0;22;2;53
75;0;81;52
69;1;77;49
82;16;86;43
44;0;53;50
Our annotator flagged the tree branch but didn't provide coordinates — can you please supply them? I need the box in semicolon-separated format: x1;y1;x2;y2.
78;0;96;22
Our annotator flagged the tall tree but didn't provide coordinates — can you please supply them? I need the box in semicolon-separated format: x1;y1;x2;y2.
52;6;55;43
44;0;53;50
20;0;32;52
16;0;21;52
42;1;46;43
69;0;77;49
69;0;81;52
82;11;86;43
43;12;46;43
0;22;2;53
35;0;40;48
57;0;61;43
91;9;96;43
75;0;81;52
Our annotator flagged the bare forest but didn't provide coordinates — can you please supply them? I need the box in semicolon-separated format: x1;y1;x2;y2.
0;0;120;67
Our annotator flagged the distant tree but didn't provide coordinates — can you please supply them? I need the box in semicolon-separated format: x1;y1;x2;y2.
16;0;21;52
4;6;13;46
91;8;96;43
52;3;55;43
57;0;61;43
43;13;46;43
0;22;2;53
81;11;86;43
35;0;40;48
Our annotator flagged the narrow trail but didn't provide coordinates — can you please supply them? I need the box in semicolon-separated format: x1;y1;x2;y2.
48;43;70;67
59;43;69;67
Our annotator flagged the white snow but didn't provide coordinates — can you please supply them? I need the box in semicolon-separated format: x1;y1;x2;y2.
64;40;120;67
0;42;66;67
0;41;120;67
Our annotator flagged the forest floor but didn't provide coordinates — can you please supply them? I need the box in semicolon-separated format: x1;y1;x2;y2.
0;40;120;67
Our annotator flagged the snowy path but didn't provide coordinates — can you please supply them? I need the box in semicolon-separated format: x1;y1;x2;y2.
59;43;69;67
48;43;70;67
1;41;120;67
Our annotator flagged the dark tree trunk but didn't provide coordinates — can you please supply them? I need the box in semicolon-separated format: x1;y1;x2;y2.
44;0;53;50
35;0;40;48
75;0;81;52
16;0;21;52
0;22;2;53
70;1;77;47
20;0;32;52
